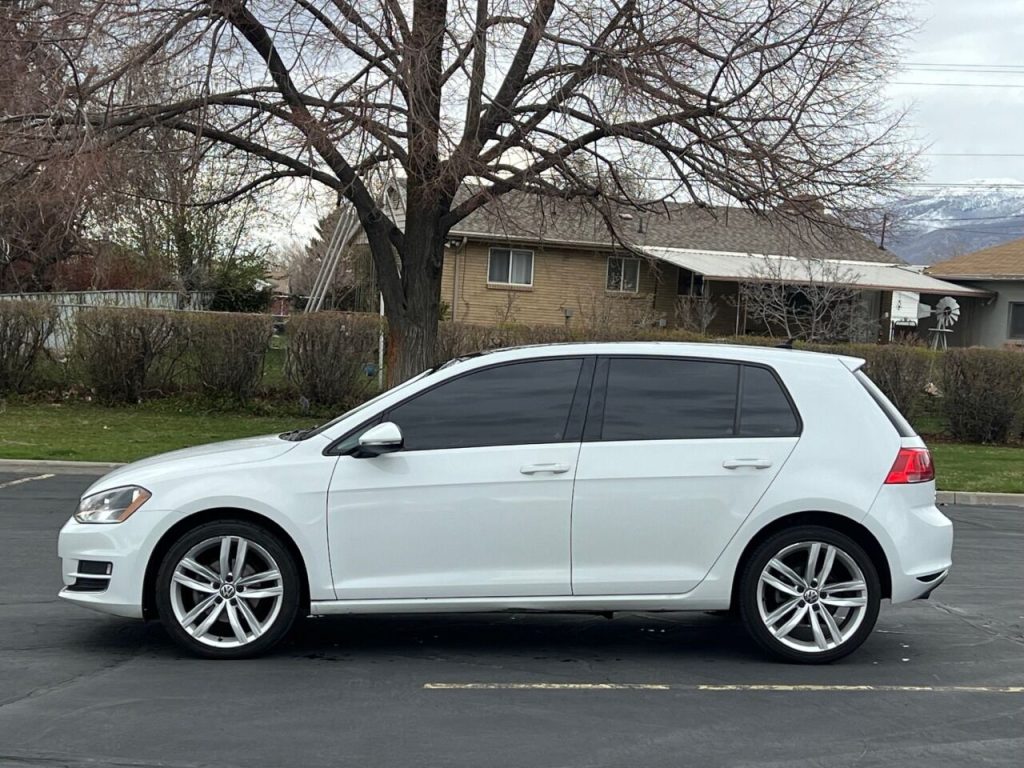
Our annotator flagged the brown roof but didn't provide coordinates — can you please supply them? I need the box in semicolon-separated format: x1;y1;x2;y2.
448;191;900;264
926;237;1024;279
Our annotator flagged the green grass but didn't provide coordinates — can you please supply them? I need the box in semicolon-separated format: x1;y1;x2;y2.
0;400;315;463
2;400;1023;493
930;443;1024;494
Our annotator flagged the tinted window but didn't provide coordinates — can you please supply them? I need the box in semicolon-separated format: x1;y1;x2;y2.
386;358;584;450
601;358;739;440
739;366;799;436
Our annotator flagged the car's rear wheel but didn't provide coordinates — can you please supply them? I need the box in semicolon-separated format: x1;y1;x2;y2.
738;525;881;664
155;520;301;659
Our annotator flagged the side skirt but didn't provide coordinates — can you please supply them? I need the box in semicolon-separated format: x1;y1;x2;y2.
309;593;726;616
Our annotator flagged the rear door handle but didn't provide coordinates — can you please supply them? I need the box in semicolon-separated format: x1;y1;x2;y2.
723;458;773;470
520;463;571;475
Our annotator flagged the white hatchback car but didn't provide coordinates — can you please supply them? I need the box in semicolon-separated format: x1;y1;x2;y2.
59;342;952;662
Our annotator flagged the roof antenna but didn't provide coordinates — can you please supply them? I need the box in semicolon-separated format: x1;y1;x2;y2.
775;338;795;349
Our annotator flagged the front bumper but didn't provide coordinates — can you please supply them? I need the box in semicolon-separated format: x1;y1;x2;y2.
57;515;154;619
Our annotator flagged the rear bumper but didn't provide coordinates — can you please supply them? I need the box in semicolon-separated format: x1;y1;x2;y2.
865;485;954;604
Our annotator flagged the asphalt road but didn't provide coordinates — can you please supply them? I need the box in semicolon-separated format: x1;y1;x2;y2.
1;469;1023;768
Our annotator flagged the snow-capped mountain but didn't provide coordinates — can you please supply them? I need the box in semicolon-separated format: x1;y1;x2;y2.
883;179;1024;265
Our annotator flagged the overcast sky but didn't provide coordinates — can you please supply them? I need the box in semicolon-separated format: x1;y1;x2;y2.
889;0;1024;185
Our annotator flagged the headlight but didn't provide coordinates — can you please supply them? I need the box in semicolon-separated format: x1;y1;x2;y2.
75;486;151;524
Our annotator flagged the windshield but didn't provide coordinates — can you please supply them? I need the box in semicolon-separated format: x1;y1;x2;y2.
279;365;445;441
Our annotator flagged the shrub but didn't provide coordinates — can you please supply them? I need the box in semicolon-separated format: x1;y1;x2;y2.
860;345;936;421
942;349;1024;443
0;300;56;394
285;312;383;408
73;307;187;403
184;312;274;402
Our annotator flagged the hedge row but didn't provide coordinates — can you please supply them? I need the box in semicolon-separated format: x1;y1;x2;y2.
2;302;1022;443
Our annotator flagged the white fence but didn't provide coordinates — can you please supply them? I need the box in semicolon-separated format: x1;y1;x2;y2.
0;290;213;353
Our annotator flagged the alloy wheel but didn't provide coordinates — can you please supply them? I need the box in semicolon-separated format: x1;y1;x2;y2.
169;535;285;649
756;541;869;654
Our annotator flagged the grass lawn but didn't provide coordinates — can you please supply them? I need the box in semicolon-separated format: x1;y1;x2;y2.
929;443;1024;494
2;400;1023;493
0;400;314;463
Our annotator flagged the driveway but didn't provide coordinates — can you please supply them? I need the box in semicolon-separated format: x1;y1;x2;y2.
1;469;1022;767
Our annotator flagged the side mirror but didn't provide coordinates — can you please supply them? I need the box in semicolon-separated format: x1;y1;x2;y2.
356;422;403;457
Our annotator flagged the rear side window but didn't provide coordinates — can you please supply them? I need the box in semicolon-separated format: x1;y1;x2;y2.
601;358;739;440
386;358;584;451
738;366;800;437
854;369;916;438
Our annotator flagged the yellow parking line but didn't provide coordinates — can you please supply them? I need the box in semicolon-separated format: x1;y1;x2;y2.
697;684;1024;694
424;683;670;691
425;682;1024;694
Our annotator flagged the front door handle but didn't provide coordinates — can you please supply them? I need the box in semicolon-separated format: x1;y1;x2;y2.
723;458;773;470
520;463;571;475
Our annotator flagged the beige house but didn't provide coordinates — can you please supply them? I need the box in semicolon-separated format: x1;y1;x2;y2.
436;193;982;337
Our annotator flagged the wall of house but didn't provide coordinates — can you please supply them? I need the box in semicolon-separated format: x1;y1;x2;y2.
930;281;1024;349
441;242;679;328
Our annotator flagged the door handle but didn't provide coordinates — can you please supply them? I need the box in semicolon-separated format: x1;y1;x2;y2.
520;463;571;475
723;458;773;470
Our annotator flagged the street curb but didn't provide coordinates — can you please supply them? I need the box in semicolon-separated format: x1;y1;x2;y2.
0;459;124;473
3;459;1024;507
936;491;1024;508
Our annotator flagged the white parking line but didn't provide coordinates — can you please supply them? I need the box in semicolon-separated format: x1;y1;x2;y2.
0;473;55;490
424;682;1024;694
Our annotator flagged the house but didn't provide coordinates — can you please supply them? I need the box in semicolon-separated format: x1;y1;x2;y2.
436;192;984;339
926;238;1024;348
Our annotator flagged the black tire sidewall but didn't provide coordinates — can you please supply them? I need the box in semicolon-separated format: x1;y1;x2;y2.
738;525;881;664
155;520;301;659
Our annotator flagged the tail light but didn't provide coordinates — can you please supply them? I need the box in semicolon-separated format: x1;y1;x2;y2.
885;447;935;484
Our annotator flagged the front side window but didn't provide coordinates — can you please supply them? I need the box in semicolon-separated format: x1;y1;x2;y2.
601;358;739;440
386;358;584;451
488;248;534;286
607;257;640;292
1009;303;1024;339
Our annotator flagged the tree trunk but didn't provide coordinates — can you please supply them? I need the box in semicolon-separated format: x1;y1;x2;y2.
381;230;445;385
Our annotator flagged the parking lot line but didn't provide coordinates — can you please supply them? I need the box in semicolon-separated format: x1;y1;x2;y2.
424;683;671;691
0;473;55;490
424;683;1024;694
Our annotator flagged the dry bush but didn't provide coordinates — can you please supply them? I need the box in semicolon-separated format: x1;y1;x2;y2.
184;312;274;402
942;349;1024;444
860;345;936;421
0;300;56;393
73;307;187;403
285;312;383;408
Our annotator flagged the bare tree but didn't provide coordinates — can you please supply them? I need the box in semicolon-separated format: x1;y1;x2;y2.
9;0;914;379
738;258;878;342
675;295;717;335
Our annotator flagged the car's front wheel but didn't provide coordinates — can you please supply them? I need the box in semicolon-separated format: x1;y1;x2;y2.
155;520;301;659
738;526;881;664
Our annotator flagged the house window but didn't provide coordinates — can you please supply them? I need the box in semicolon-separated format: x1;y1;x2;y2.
488;248;533;286
1010;303;1024;339
676;267;705;297
607;257;640;292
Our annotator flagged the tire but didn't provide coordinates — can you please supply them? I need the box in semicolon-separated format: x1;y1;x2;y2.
155;520;301;659
738;525;881;664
